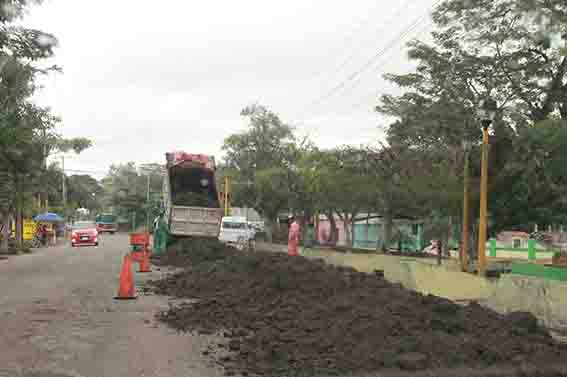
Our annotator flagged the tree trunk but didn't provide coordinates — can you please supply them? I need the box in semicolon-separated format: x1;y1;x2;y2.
344;216;351;247
0;211;9;252
442;215;452;256
264;215;274;243
15;179;23;249
314;210;320;245
351;215;356;248
300;210;311;247
382;203;393;253
338;213;352;247
469;221;479;267
326;211;338;246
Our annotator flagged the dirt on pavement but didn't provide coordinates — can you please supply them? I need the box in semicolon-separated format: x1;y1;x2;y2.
150;238;567;377
0;234;225;377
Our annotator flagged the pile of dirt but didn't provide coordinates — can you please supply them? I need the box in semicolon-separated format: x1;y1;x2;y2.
150;239;567;377
172;191;218;207
152;237;235;268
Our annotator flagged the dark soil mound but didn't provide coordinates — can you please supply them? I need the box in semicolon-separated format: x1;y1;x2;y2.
172;191;218;207
152;237;235;268
149;239;567;377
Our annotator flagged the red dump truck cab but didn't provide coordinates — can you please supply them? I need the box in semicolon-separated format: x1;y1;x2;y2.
163;151;223;238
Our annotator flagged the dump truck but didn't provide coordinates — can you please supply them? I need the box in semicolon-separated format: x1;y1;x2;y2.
95;213;117;234
162;151;222;239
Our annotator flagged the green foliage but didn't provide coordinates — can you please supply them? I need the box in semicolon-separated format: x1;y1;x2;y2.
99;162;163;227
491;119;567;231
222;104;296;221
66;174;103;212
377;0;567;237
0;0;73;249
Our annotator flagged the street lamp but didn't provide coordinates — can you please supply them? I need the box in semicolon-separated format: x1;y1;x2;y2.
476;97;498;275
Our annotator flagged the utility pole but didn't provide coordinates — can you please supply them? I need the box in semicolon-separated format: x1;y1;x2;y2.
42;130;48;212
146;173;150;231
461;144;470;272
223;176;231;217
61;156;67;220
476;97;497;276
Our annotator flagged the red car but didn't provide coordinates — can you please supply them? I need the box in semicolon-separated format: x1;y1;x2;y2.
70;221;99;247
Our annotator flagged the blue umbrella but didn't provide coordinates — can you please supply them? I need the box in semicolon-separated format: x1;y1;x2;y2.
34;212;64;223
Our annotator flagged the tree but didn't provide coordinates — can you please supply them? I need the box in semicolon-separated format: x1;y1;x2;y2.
490;118;567;232
0;0;61;250
66;174;103;213
221;104;297;240
99;162;163;230
376;0;567;245
301;147;375;247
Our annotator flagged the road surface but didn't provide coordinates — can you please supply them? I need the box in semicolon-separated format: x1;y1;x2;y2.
0;233;224;377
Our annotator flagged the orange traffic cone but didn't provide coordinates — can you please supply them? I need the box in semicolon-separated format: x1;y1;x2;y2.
131;251;144;262
138;250;151;273
115;254;137;300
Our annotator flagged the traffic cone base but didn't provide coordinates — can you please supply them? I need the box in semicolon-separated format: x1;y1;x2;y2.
115;254;137;300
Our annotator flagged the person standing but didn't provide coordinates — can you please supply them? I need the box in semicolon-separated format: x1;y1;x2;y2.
37;224;48;247
287;215;300;256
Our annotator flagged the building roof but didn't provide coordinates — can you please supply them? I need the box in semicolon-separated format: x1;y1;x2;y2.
497;231;530;240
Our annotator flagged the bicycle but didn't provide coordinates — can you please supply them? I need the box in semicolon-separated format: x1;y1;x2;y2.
28;235;45;249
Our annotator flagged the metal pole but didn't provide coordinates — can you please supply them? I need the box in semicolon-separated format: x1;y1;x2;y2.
146;174;150;232
223;176;231;217
477;127;489;275
43;135;48;212
61;156;66;210
223;177;228;217
460;150;470;272
61;156;67;237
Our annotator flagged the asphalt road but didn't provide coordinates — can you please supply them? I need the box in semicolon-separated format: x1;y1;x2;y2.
0;233;224;377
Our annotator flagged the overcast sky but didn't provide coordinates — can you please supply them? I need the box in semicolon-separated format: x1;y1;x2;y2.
23;0;439;179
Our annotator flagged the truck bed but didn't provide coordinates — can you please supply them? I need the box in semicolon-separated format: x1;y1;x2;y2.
169;206;222;237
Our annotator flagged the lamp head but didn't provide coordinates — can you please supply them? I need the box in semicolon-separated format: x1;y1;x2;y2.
477;97;498;130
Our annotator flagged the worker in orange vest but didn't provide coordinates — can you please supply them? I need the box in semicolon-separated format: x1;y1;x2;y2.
287;215;300;256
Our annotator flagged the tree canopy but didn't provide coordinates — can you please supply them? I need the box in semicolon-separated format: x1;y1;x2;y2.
0;0;90;250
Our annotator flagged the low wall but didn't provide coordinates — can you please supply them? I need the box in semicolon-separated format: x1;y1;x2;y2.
486;275;567;334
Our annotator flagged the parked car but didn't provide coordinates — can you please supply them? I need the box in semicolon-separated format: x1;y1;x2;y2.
218;216;255;246
70;221;99;247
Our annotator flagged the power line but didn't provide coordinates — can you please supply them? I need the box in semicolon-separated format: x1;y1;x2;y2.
294;0;441;123
296;14;429;117
347;17;435;112
308;0;414;86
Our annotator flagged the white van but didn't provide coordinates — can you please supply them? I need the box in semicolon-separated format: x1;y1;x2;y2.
218;216;255;246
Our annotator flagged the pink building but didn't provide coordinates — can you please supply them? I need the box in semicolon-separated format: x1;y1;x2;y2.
317;215;348;246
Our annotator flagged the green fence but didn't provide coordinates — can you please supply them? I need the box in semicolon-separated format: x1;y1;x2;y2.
511;262;567;282
488;239;554;261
